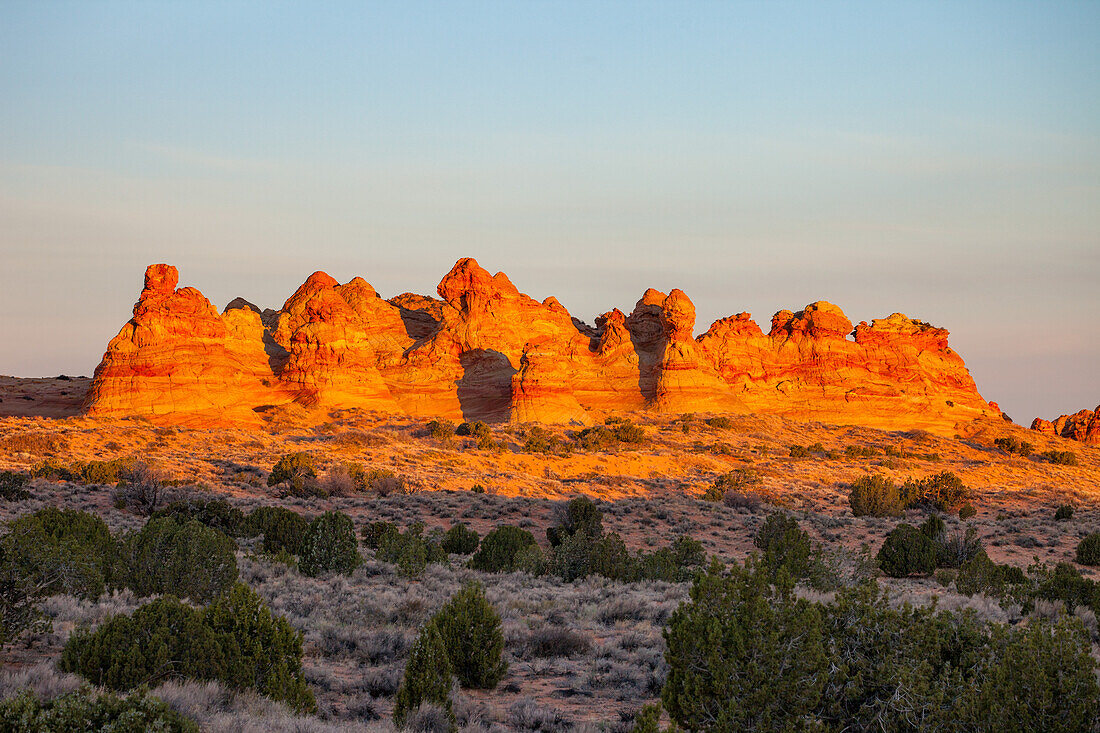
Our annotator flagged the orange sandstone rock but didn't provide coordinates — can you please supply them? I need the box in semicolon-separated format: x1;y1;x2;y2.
85;260;997;434
1031;407;1100;445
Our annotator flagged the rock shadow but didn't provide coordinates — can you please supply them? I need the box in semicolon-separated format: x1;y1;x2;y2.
456;349;517;424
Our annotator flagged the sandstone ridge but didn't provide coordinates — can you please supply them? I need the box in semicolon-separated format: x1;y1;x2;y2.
1031;407;1100;445
85;260;997;432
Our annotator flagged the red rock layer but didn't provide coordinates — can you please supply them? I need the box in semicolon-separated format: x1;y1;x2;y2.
1031;407;1100;445
85;260;998;434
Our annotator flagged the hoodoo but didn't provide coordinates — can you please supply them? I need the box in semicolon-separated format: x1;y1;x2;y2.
85;259;998;432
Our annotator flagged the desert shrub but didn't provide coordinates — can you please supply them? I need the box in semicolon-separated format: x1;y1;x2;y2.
115;518;238;602
114;461;164;515
788;444;810;458
550;529;636;582
639;535;707;582
844;445;880;458
611;421;646;444
61;585;314;712
546;496;604;546
455;421;490;439
61;596;224;690
355;467;409;496
1039;450;1078;466
0;688;198;732
266;452;319;496
5;508;114;600
1075;533;1100;566
753;512;812;581
573;425;619;452
241;506;309;555
0;471;31;501
955;551;1027;597
935;525;985;569
432;582;506;689
375;523;447;577
0;546;51;645
662;560;1100;732
704;468;762;504
361;520;400;550
994;436;1033;456
440;523;479;555
900;471;968;511
201;583;315;711
662;559;826;731
522;425;566;455
426;419;456;440
1033;562;1100;615
152;498;244;536
848;474;903;517
876;523;937;577
705;416;733;429
959;503;977;520
1055;504;1075;521
469;526;537;573
393;620;456;731
523;626;592;658
630;703;664;733
80;458;133;486
298;511;362;577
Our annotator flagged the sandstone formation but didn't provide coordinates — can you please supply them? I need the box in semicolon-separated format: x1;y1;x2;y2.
85;259;998;433
1031;407;1100;445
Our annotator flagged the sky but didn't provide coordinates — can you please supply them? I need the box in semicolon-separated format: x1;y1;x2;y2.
0;1;1097;424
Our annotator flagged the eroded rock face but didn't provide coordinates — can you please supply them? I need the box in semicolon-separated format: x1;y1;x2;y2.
85;260;997;433
1031;407;1100;445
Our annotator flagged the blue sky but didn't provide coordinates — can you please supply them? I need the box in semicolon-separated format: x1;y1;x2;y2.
1;1;1097;423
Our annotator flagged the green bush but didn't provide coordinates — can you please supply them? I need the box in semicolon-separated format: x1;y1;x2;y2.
61;584;314;712
546;496;603;546
201;583;315;711
573;425;619;451
549;530;635;582
955;551;1027;597
788;444;810;458
469;525;538;573
662;560;826;731
115;518;238;603
152;498;244;536
1039;450;1078;466
432;582;507;689
0;688;198;732
705;416;733;429
241;506;309;555
455;420;490;439
375;523;447;577
959;503;977;521
848;475;903;517
426;419;456;439
638;536;707;582
900;471;969;511
661;560;1100;732
704;468;762;504
393;620;456;731
1033;562;1100;615
523;425;565;454
298;511;361;577
266;452;319;496
994;436;1033;456
361;520;400;550
876;523;937;577
1054;504;1074;521
80;458;133;486
0;471;31;500
1075;533;1100;566
441;523;479;555
5;508;114;600
754;512;812;581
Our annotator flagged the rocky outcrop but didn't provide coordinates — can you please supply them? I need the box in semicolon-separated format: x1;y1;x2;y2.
1031;407;1100;445
85;260;998;433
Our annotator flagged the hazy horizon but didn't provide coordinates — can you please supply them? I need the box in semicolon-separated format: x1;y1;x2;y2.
2;1;1097;425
